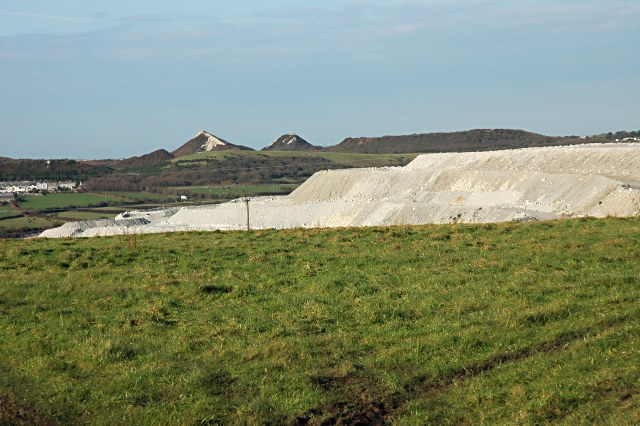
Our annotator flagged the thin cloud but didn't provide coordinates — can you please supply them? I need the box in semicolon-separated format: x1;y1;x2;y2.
0;10;92;22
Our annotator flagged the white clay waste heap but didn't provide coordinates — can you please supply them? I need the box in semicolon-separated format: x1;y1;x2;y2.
40;143;640;238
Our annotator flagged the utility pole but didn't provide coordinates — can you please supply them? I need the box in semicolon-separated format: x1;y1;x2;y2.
244;197;250;231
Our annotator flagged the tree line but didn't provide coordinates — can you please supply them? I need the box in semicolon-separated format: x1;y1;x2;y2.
0;159;112;181
85;156;336;191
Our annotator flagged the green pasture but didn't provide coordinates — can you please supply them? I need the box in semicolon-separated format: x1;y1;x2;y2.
0;205;16;218
0;216;64;238
99;191;172;202
54;211;117;220
171;150;417;168
0;218;638;424
17;193;120;210
178;183;300;197
257;151;418;167
0;216;61;228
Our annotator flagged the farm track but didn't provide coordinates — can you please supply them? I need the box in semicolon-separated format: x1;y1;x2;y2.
294;311;638;425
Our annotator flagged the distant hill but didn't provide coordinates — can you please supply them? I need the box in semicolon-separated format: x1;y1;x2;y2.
262;134;320;151
172;131;254;157
116;149;175;170
326;129;611;154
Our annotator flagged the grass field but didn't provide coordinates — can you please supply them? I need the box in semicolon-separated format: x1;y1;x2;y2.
4;193;177;235
17;193;121;210
0;205;16;218
178;183;300;198
256;151;418;167
55;211;118;220
89;207;131;212
172;150;418;169
100;191;174;202
0;216;64;238
0;218;638;424
0;216;63;229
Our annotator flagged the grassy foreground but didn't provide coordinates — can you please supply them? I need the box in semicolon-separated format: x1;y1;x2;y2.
0;218;639;425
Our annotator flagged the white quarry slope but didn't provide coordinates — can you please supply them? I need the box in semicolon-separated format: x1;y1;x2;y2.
39;143;640;238
197;130;228;150
266;134;297;149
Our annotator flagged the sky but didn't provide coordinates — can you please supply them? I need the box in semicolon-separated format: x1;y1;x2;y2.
0;0;639;159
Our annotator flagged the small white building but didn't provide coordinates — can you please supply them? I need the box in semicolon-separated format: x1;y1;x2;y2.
56;181;76;191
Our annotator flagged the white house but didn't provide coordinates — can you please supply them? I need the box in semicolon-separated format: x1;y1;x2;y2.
56;181;76;190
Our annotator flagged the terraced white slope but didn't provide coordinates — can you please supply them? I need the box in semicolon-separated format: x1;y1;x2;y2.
39;143;640;238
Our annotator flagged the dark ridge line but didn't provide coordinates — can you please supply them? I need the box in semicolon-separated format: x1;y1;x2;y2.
292;311;635;426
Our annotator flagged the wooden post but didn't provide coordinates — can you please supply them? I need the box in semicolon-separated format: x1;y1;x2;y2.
244;198;250;231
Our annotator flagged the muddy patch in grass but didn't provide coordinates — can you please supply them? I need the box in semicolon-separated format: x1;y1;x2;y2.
0;395;57;426
292;312;635;425
200;284;233;295
294;372;393;425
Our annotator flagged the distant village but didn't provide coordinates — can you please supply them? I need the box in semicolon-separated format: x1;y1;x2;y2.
0;181;85;202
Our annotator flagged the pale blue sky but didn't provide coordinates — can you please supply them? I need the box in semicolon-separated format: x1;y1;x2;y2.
1;1;638;158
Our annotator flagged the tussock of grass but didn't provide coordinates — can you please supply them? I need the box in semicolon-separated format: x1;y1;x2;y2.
0;218;639;424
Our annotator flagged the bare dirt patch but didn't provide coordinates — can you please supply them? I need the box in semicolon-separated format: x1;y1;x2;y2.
292;311;635;425
0;395;56;426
